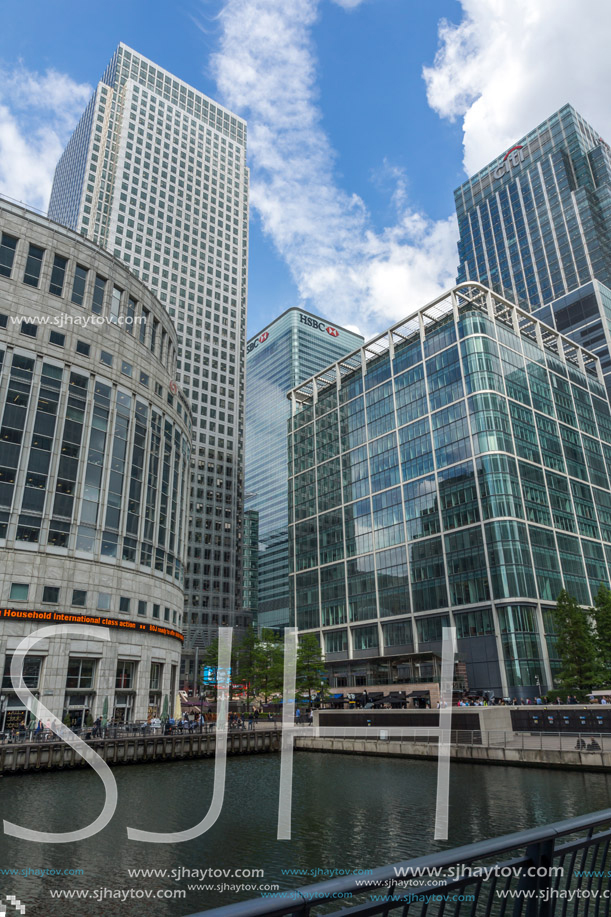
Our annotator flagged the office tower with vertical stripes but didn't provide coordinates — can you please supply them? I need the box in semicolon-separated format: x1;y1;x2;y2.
49;43;249;681
454;104;611;397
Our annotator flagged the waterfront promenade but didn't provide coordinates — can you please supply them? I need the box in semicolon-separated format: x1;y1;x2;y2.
0;727;280;774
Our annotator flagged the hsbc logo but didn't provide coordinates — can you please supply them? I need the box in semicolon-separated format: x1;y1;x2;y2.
247;330;271;354
494;144;527;180
299;313;339;336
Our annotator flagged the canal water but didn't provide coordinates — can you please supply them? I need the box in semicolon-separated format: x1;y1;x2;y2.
0;752;610;916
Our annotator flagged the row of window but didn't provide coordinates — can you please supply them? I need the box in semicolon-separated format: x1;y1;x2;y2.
2;653;168;694
7;582;180;625
0;231;175;373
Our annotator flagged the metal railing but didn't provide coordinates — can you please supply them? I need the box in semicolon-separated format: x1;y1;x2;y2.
306;728;611;752
0;720;279;746
191;807;611;917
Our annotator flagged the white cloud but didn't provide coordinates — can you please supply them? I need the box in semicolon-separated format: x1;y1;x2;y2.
212;0;458;337
0;64;91;212
423;0;611;175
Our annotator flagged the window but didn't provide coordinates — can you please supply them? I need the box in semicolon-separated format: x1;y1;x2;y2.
71;589;87;607
137;600;147;616
92;275;106;314
9;583;29;601
23;244;44;287
119;596;131;613
49;254;68;297
100;350;113;367
116;660;136;689
50;330;65;347
2;654;42;690
150;662;162;690
71;265;88;306
121;361;132;377
42;586;60;603
20;321;37;338
140;372;149;387
66;658;95;689
164;607;170;621
110;287;122;323
0;233;18;278
152;604;160;619
76;340;90;356
97;593;111;611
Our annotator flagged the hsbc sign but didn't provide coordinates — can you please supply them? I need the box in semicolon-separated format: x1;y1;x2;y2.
247;331;270;354
494;144;527;180
299;313;339;336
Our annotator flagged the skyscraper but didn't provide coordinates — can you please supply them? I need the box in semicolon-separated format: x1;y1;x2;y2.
245;309;363;631
288;283;611;699
48;44;249;681
454;104;611;395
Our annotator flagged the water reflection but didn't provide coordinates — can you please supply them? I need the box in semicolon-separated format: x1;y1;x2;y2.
0;753;609;916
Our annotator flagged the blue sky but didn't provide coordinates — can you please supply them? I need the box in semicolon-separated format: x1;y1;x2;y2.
1;0;611;338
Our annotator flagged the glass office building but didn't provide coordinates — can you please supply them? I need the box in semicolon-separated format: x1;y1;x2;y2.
288;283;611;698
48;44;249;681
454;104;611;397
245;309;363;631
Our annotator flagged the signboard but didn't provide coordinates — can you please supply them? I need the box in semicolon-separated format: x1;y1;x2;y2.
494;144;527;180
0;608;184;643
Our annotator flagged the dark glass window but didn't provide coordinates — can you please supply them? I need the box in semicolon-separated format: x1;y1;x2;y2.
71;589;87;607
42;586;60;603
23;244;44;287
20;321;37;338
92;275;106;314
76;340;90;356
71;265;88;306
49;254;68;296
49;330;65;347
0;233;18;278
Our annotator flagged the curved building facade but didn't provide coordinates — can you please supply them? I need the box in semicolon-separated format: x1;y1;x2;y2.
0;199;191;729
288;283;611;700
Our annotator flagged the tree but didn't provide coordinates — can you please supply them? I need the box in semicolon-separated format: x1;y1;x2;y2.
252;629;284;703
233;627;259;711
552;590;601;699
592;584;611;686
296;634;326;709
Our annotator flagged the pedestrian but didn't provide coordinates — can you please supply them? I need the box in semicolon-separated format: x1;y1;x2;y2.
248;713;254;730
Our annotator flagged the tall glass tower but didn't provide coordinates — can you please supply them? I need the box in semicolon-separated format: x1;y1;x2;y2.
48;44;249;679
245;309;363;631
454;104;611;395
288;283;611;699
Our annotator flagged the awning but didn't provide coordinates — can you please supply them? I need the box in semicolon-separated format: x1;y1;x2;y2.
408;690;430;698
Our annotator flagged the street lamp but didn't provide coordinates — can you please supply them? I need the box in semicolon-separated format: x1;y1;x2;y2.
0;694;7;732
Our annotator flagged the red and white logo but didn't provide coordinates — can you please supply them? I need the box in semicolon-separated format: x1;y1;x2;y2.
169;381;178;395
259;332;269;343
326;327;339;337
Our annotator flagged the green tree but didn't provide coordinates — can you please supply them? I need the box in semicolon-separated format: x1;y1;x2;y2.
252;629;284;703
296;634;327;709
553;589;601;699
592;584;611;686
233;627;260;711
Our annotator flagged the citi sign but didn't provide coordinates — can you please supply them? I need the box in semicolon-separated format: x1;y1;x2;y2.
493;144;527;179
299;313;339;336
247;331;269;354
